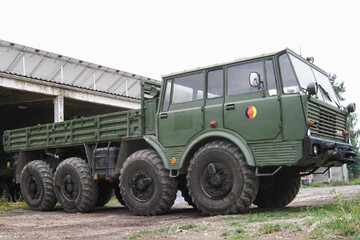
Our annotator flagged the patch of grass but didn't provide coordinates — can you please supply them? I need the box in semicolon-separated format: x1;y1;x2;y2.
259;223;282;234
282;223;302;232
259;222;302;234
0;196;28;212
221;228;250;239
246;214;268;223
217;208;306;223
229;221;242;227
124;223;198;239
309;193;360;238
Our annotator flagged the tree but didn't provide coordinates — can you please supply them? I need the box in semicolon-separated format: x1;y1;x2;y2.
329;73;360;178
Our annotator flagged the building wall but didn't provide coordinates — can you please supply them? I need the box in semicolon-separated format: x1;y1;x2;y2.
312;165;349;184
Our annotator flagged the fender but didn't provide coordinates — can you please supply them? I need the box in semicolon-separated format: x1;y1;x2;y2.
143;130;255;171
179;130;255;168
143;135;170;169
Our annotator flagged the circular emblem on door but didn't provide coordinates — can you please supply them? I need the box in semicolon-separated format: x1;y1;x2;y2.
245;106;257;119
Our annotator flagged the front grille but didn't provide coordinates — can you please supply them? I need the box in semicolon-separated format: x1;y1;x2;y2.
308;101;347;142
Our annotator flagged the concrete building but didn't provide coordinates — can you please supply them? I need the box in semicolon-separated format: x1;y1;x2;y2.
0;39;159;170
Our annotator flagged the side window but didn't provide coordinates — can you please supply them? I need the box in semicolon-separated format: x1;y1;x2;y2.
227;61;263;95
171;72;204;105
279;53;300;94
162;79;172;111
207;69;223;99
265;60;277;96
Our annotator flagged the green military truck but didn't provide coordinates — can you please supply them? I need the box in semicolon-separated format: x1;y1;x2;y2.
2;49;356;215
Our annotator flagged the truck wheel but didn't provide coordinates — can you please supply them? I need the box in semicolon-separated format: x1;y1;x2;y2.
254;170;300;208
187;140;259;215
96;181;114;207
178;174;196;208
54;157;98;213
113;182;126;206
0;182;10;201
120;149;178;216
20;160;57;211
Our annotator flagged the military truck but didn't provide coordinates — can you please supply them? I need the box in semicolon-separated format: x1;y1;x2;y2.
2;49;356;215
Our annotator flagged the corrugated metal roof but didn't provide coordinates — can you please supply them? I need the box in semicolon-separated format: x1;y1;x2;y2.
0;40;160;99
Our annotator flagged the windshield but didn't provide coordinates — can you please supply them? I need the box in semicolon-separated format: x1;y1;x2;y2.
279;53;340;107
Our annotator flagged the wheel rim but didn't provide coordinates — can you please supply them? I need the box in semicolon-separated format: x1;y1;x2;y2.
130;169;154;201
200;162;233;199
26;176;41;200
61;174;79;201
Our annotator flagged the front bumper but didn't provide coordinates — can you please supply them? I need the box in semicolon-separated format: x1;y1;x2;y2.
299;136;356;167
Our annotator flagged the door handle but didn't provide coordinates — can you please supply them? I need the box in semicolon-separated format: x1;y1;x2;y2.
225;104;235;111
160;113;168;119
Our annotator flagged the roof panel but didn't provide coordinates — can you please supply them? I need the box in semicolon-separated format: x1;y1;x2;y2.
0;40;160;99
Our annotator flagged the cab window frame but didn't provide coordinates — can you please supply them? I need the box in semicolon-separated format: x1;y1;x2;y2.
206;68;224;99
226;60;265;96
161;71;205;112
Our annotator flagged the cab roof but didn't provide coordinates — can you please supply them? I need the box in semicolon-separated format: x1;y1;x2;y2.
162;48;316;79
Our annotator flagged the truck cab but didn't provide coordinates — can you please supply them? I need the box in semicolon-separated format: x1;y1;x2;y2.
156;49;355;173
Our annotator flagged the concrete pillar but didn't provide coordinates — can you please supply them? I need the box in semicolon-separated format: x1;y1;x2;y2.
53;95;64;122
342;164;349;182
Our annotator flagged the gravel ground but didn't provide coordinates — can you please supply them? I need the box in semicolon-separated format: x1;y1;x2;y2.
0;185;359;239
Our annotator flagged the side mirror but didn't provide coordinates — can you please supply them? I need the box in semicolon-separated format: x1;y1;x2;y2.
306;82;318;96
347;103;356;113
249;72;261;88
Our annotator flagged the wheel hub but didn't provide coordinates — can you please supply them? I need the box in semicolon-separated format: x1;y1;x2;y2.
201;162;233;199
130;170;154;201
27;176;40;200
61;174;79;200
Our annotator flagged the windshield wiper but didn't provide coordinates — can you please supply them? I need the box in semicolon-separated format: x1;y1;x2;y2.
319;84;340;108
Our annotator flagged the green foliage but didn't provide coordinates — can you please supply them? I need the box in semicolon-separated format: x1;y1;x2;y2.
329;73;345;101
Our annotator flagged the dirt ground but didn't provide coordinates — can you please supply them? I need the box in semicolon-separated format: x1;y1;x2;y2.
1;185;360;239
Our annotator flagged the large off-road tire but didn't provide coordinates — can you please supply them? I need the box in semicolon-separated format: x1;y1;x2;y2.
187;140;259;215
254;170;300;208
0;182;10;201
95;181;114;207
54;157;98;213
178;174;196;208
113;182;126;206
20;160;57;211
120;149;178;216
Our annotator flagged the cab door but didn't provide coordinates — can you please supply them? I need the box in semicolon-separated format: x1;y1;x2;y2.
223;60;281;141
158;72;204;147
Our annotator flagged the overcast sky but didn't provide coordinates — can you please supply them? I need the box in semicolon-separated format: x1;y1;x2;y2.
1;0;359;113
